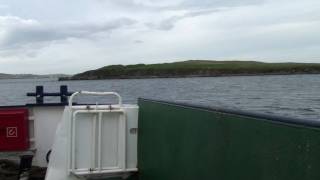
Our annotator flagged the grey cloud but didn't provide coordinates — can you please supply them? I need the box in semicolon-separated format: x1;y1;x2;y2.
146;9;221;30
96;0;156;11
134;40;144;44
103;0;265;11
103;0;265;31
0;17;136;49
101;0;265;31
179;0;265;9
145;17;179;31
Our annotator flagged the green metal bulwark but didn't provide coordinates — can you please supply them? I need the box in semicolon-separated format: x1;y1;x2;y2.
137;99;320;180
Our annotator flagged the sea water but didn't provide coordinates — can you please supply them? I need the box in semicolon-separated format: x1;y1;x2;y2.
0;74;319;120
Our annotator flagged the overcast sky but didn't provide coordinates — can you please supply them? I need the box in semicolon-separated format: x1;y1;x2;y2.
0;0;319;74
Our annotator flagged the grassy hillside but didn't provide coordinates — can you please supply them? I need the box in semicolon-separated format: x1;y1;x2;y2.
60;60;320;80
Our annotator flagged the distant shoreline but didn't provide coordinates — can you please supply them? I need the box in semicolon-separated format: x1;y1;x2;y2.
0;74;70;80
59;60;320;81
59;72;320;81
0;77;58;80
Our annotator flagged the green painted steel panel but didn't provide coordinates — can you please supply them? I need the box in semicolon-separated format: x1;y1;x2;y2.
137;99;320;180
105;175;138;180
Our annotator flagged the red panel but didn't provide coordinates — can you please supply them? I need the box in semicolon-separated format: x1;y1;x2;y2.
0;108;29;151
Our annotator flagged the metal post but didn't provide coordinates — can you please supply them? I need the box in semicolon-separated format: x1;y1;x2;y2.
60;85;68;104
36;86;44;104
98;112;102;172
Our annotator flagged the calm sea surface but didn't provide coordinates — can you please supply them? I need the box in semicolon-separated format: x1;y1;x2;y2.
0;74;319;120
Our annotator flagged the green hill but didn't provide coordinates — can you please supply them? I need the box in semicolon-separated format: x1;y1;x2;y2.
60;60;320;80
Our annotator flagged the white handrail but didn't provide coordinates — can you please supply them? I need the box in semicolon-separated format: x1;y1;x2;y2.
68;91;123;107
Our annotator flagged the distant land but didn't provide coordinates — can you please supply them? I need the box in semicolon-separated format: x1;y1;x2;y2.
59;60;320;81
0;73;70;80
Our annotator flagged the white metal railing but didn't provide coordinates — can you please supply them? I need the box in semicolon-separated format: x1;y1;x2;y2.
67;91;127;176
68;91;122;107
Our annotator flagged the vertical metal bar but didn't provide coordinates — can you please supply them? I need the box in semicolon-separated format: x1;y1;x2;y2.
71;113;76;172
60;85;68;104
118;112;126;170
68;109;73;174
98;112;102;171
123;112;127;170
36;86;44;104
91;114;97;169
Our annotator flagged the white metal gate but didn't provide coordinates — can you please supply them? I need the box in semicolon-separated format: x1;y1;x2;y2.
67;91;131;177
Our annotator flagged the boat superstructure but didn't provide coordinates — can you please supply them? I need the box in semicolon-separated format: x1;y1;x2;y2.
1;85;320;180
1;86;138;180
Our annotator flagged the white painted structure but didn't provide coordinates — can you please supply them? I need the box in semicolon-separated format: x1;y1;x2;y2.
45;91;138;180
0;106;65;167
31;106;65;166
